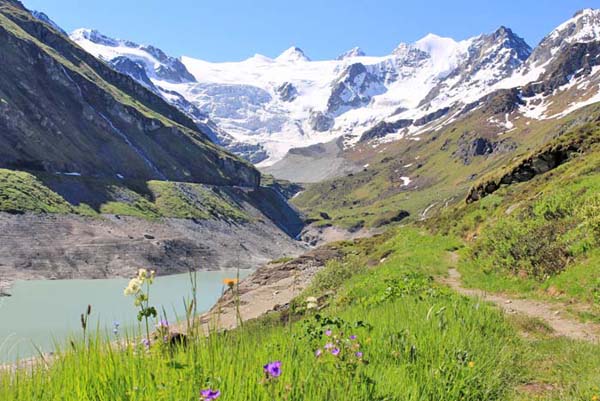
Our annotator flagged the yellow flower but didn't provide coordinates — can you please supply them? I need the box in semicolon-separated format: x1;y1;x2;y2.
468;361;475;368
592;395;598;401
223;278;238;288
137;268;148;280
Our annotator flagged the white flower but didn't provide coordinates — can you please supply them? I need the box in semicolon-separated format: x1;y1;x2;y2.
137;268;148;280
124;278;142;296
306;296;318;310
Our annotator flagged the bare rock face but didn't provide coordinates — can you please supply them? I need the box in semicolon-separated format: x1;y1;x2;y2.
308;111;335;132
528;9;600;67
326;63;385;115
359;119;413;142
453;134;517;165
523;41;600;97
0;213;306;290
276;82;298;102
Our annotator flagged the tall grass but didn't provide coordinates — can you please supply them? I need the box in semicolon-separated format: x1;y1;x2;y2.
0;291;520;400
0;228;522;401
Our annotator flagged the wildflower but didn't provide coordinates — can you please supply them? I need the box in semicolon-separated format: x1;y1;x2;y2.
112;321;120;335
156;319;169;329
331;348;340;356
315;349;323;357
200;388;221;400
141;338;150;349
468;361;475;368
124;278;143;296
349;335;357;340
355;351;363;358
223;278;238;289
324;342;334;350
325;329;332;336
263;361;282;378
592;396;598;401
306;296;318;310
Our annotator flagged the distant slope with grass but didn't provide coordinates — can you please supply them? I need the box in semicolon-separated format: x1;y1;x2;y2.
0;0;305;287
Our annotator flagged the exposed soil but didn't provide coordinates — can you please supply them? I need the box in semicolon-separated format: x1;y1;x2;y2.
440;266;600;342
180;247;343;332
0;212;306;296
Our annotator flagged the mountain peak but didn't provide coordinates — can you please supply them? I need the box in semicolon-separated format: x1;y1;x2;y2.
526;8;600;67
71;28;119;47
276;46;310;62
30;10;66;35
70;28;139;49
336;47;366;60
414;33;462;69
486;26;531;60
414;33;459;53
548;8;600;44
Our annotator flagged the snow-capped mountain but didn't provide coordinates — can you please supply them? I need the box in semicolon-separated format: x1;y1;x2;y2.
70;28;268;162
69;9;600;166
337;47;366;60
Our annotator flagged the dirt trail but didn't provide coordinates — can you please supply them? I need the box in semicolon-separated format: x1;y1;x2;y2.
440;261;600;342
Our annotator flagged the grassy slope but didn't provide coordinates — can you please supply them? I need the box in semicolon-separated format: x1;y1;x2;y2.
0;228;522;401
1;114;599;401
0;169;249;221
292;99;600;230
1;227;598;400
0;2;258;189
429;139;600;314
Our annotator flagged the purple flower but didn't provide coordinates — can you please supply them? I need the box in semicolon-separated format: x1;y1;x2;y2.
349;335;357;340
325;329;332;336
315;349;323;357
331;348;340;356
141;338;150;348
355;351;363;358
263;360;282;378
157;320;169;328
200;388;221;400
324;342;334;350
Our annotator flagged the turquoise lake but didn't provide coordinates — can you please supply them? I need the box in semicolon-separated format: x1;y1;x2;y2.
0;270;249;363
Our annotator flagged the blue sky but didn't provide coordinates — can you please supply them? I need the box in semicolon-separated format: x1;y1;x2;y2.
22;0;600;61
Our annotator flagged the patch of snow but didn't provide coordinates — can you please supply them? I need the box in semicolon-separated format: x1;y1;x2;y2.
56;172;82;176
400;176;411;186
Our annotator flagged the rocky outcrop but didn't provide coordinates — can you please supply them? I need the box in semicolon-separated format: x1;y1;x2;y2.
276;82;298;102
110;56;156;90
359;119;413;142
414;107;450;126
140;44;196;83
308;111;335;132
466;127;600;203
527;9;600;67
522;42;600;97
453;134;517;165
327;63;385;115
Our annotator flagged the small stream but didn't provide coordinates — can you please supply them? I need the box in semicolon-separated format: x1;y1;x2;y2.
0;270;249;363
